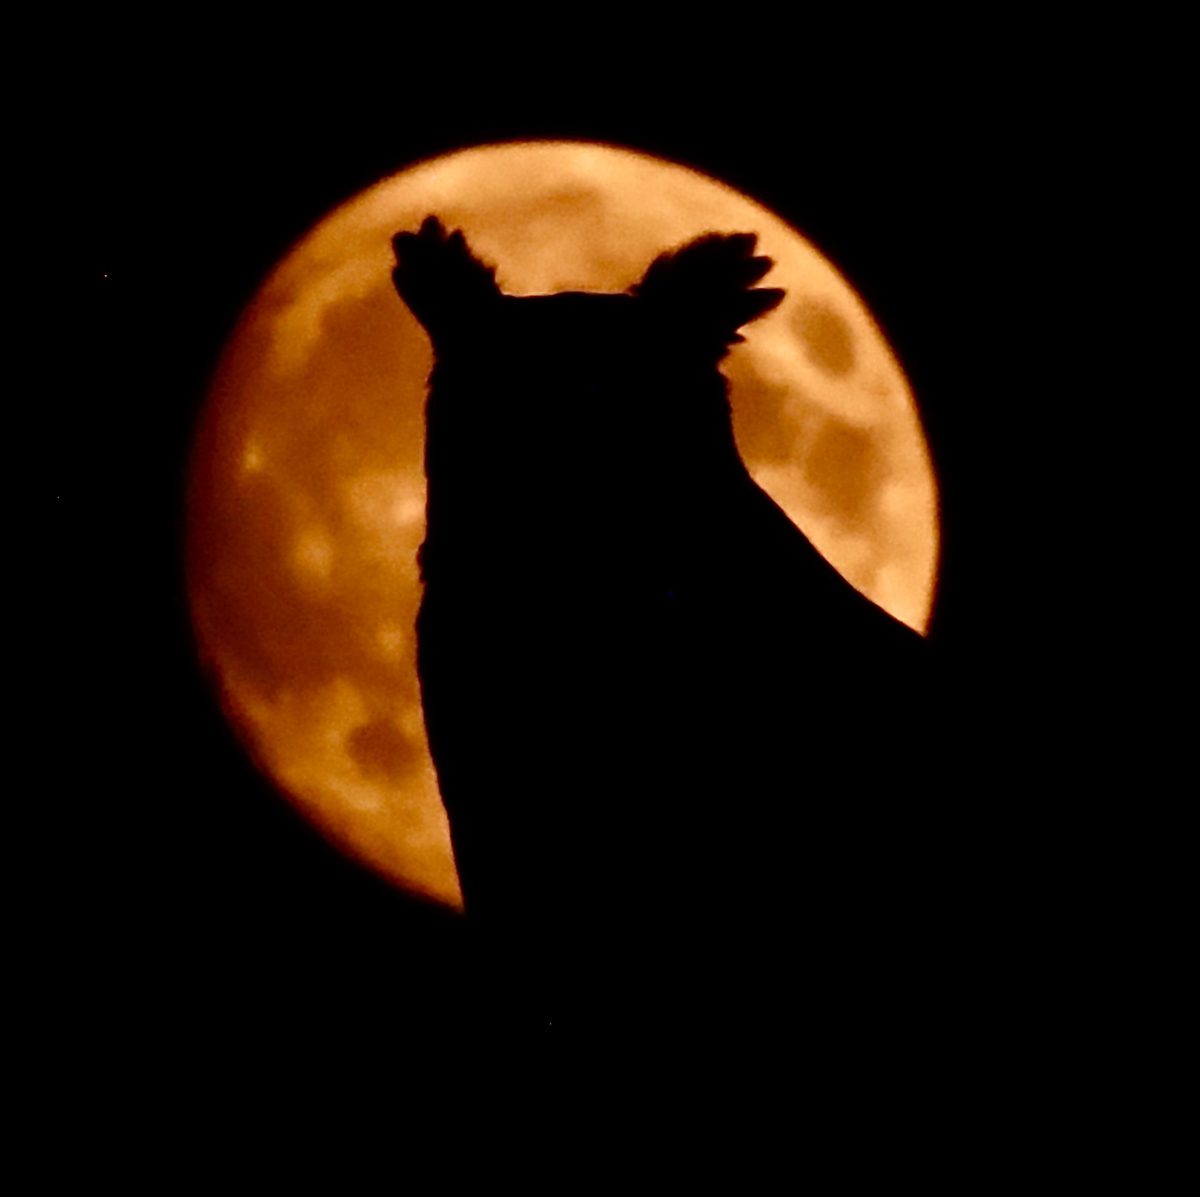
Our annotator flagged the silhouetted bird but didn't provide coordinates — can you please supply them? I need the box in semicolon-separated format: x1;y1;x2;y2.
392;216;935;1038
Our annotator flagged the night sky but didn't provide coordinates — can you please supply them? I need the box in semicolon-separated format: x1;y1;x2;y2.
43;43;1121;1133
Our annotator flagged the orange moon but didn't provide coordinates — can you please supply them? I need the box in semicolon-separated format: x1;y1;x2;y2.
187;141;939;909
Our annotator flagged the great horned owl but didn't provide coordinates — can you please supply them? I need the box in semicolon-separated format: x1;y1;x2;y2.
391;216;928;1031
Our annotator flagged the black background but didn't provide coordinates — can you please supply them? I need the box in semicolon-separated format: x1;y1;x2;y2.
43;39;1123;1131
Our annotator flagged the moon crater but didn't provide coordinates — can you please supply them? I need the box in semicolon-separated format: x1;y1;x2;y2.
795;299;857;376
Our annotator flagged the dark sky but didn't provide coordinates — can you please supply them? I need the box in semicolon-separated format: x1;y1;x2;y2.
43;45;1118;1120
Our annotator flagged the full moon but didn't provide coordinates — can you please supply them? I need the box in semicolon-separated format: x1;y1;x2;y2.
187;141;939;909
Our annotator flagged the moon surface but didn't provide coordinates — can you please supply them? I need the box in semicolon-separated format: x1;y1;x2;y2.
187;141;939;908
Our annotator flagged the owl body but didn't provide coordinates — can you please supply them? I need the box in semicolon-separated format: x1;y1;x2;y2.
392;218;929;1030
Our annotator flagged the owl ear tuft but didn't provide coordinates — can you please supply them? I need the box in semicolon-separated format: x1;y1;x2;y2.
632;232;785;353
391;216;499;338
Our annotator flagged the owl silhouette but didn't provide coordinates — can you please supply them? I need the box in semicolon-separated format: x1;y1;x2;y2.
391;216;932;1034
